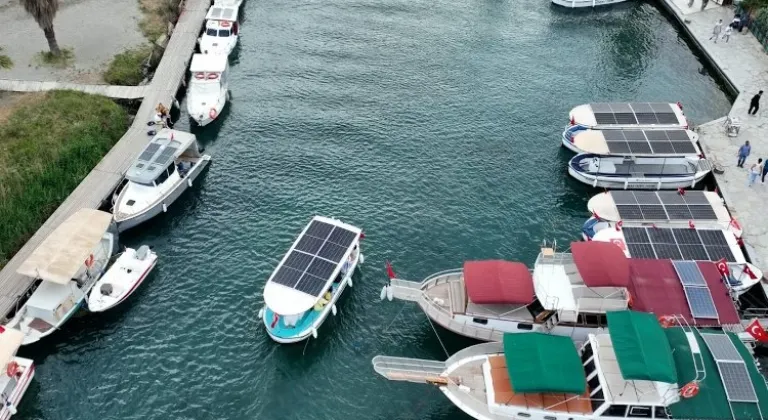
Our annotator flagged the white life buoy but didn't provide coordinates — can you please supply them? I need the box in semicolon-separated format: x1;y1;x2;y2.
331;304;337;316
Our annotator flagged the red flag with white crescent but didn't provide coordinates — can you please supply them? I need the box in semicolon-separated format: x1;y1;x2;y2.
271;313;279;328
688;220;695;229
615;220;623;231
678;187;686;196
386;261;396;279
715;258;730;277
592;211;600;220
744;264;758;280
0;326;5;334
747;319;768;342
359;231;366;240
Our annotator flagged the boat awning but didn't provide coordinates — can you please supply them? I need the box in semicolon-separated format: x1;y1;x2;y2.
606;310;677;383
463;261;533;305
17;209;113;284
502;333;586;394
125;129;196;184
205;4;238;21
571;241;630;287
190;53;227;73
0;327;23;367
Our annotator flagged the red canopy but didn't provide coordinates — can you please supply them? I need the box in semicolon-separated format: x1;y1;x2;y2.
463;260;533;305
571;241;630;288
628;259;739;326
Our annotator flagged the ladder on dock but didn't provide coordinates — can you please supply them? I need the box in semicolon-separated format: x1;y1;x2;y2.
372;355;447;384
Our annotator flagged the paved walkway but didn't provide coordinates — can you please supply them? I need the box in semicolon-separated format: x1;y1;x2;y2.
662;0;768;270
0;79;150;99
0;0;210;318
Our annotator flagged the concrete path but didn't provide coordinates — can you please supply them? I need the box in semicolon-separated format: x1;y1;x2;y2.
662;0;768;269
0;79;150;99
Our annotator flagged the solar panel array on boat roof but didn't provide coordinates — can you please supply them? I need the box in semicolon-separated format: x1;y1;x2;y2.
602;129;696;155
590;103;680;126
621;227;736;262
612;191;718;221
271;220;358;296
700;334;759;403
671;261;718;319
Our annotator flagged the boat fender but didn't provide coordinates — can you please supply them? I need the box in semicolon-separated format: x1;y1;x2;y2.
347;276;353;288
258;308;264;319
386;285;394;301
147;130;156;136
359;253;365;265
311;328;318;339
162;203;168;213
209;108;217;119
136;245;151;260
6;404;16;415
680;381;699;398
5;361;20;378
187;178;193;188
331;304;337;316
380;286;387;301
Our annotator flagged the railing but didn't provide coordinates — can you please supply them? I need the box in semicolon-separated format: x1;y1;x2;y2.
445;342;503;367
743;307;768;318
372;355;447;384
419;296;505;341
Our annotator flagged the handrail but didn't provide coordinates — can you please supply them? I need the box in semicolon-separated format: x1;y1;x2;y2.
445;342;503;367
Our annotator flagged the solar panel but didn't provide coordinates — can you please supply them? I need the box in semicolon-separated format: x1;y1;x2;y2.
154;146;177;166
683;286;719;319
718;362;759;402
295;273;328;296
613;191;718;222
138;142;161;162
672;261;707;286
589;103;681;128
620;227;737;262
306;220;334;240
603;129;695;156
700;333;742;361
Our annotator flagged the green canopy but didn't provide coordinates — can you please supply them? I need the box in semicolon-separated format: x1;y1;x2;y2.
502;333;586;394
607;310;677;383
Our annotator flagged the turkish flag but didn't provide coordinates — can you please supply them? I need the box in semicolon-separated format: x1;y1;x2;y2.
0;326;5;334
747;319;768;342
359;231;366;240
678;187;686;196
715;258;730;277
615;220;623;232
271;313;279;328
688;220;695;229
744;264;758;280
386;260;396;279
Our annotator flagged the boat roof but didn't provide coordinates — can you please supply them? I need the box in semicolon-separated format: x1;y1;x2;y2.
0;328;23;368
501;333;586;394
263;216;362;315
205;4;238;21
463;261;533;304
125;129;196;184
16;209;112;284
570;102;686;128
588;190;732;225
572;128;699;156
606;311;677;383
571;241;630;287
25;280;71;310
190;53;228;73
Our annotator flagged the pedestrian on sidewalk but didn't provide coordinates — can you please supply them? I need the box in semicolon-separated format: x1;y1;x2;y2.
748;158;763;186
749;91;763;115
762;160;768;183
688;0;694;7
701;0;709;11
710;19;723;42
722;26;733;43
737;140;751;167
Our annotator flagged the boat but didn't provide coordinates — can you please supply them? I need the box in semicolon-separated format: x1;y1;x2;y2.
583;190;742;240
7;209;119;345
259;216;364;343
198;4;239;56
87;246;158;312
592;225;762;295
568;102;688;131
213;0;243;8
552;0;628;8
568;154;711;190
186;53;229;126
113;129;211;232
561;127;701;157
382;241;745;343
0;327;34;418
372;310;768;420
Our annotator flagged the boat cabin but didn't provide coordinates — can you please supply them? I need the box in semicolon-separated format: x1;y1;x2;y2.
189;53;228;87
200;5;239;55
568;102;688;130
125;130;202;188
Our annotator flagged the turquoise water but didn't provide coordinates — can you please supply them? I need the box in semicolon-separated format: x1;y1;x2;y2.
18;0;731;419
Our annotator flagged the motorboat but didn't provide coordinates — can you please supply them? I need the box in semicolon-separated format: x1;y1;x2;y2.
87;246;158;312
213;0;243;8
582;190;743;240
561;128;701;157
373;310;768;420
568;154;711;190
198;5;239;56
259;216;364;343
552;0;628;7
7;209;119;345
186;53;229;126
567;102;688;131
592;225;762;296
113;129;211;232
381;241;747;343
0;328;34;418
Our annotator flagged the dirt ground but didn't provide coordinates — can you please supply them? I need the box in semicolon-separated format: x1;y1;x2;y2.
0;0;146;83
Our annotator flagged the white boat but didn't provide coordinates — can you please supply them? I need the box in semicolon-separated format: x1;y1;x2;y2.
259;216;364;343
186;53;229;126
198;5;239;56
561;127;701;157
568;154;711;190
582;190;743;240
568;102;688;131
592;225;762;295
552;0;628;7
7;209;118;345
87;246;158;312
213;0;243;8
113;129;211;232
382;241;745;343
373;310;768;420
0;328;34;418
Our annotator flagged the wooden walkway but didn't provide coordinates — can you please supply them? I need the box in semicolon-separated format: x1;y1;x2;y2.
0;79;151;99
0;0;211;319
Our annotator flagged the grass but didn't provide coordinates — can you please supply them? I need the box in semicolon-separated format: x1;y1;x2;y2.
0;47;12;69
0;90;129;268
33;48;74;68
138;0;181;42
104;45;153;85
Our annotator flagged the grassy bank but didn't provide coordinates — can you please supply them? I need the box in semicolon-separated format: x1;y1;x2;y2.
104;45;153;85
0;90;129;268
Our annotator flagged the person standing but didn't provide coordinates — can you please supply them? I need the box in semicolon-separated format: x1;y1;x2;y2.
737;140;751;167
749;91;763;115
710;19;723;42
701;0;709;11
722;25;733;43
762;159;768;183
748;158;764;186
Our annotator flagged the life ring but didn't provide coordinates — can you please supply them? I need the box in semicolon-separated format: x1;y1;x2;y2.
658;315;676;328
194;72;205;80
209;108;217;119
6;361;20;378
680;381;699;399
84;254;95;268
207;73;219;80
626;291;634;308
730;218;742;231
221;21;231;27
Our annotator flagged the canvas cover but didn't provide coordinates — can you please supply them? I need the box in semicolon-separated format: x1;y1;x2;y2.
571;241;630;287
463;260;533;304
502;333;586;394
606;310;677;383
0;328;23;368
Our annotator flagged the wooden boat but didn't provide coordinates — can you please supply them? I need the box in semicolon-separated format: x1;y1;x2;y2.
373;310;768;420
0;328;34;418
87;246;158;312
186;53;229;126
561;127;700;158
568;154;711;190
567;102;688;130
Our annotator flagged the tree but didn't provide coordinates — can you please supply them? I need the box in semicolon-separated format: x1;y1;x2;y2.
21;0;61;56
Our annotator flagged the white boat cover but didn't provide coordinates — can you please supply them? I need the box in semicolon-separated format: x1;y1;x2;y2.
190;54;228;73
0;328;23;367
17;209;113;284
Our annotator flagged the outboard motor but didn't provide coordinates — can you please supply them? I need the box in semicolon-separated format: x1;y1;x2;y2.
100;283;114;296
136;245;151;261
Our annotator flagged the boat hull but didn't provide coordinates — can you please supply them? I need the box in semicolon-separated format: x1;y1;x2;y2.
0;358;34;420
88;248;158;312
551;0;628;7
567;165;708;190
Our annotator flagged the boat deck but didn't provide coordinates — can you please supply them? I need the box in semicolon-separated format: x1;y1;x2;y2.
612;163;693;175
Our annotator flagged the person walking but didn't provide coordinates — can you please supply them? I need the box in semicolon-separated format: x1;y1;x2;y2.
749;91;763;115
710;19;723;42
748;158;763;186
701;0;709;11
688;0;694;7
737;140;751;167
722;25;733;43
762;159;768;183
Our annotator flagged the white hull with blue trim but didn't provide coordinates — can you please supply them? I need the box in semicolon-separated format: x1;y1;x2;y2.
568;154;711;190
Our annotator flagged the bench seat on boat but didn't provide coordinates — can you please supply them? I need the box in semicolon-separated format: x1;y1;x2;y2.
611;163;693;175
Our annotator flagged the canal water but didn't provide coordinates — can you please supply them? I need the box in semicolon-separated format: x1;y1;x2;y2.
19;0;731;419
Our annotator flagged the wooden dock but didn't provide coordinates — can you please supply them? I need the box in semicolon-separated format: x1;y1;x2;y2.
0;80;151;99
0;0;211;319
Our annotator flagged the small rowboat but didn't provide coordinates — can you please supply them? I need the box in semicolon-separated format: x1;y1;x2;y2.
87;246;158;312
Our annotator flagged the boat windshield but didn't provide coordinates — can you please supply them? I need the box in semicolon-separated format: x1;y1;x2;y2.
205;28;217;36
217;29;231;37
